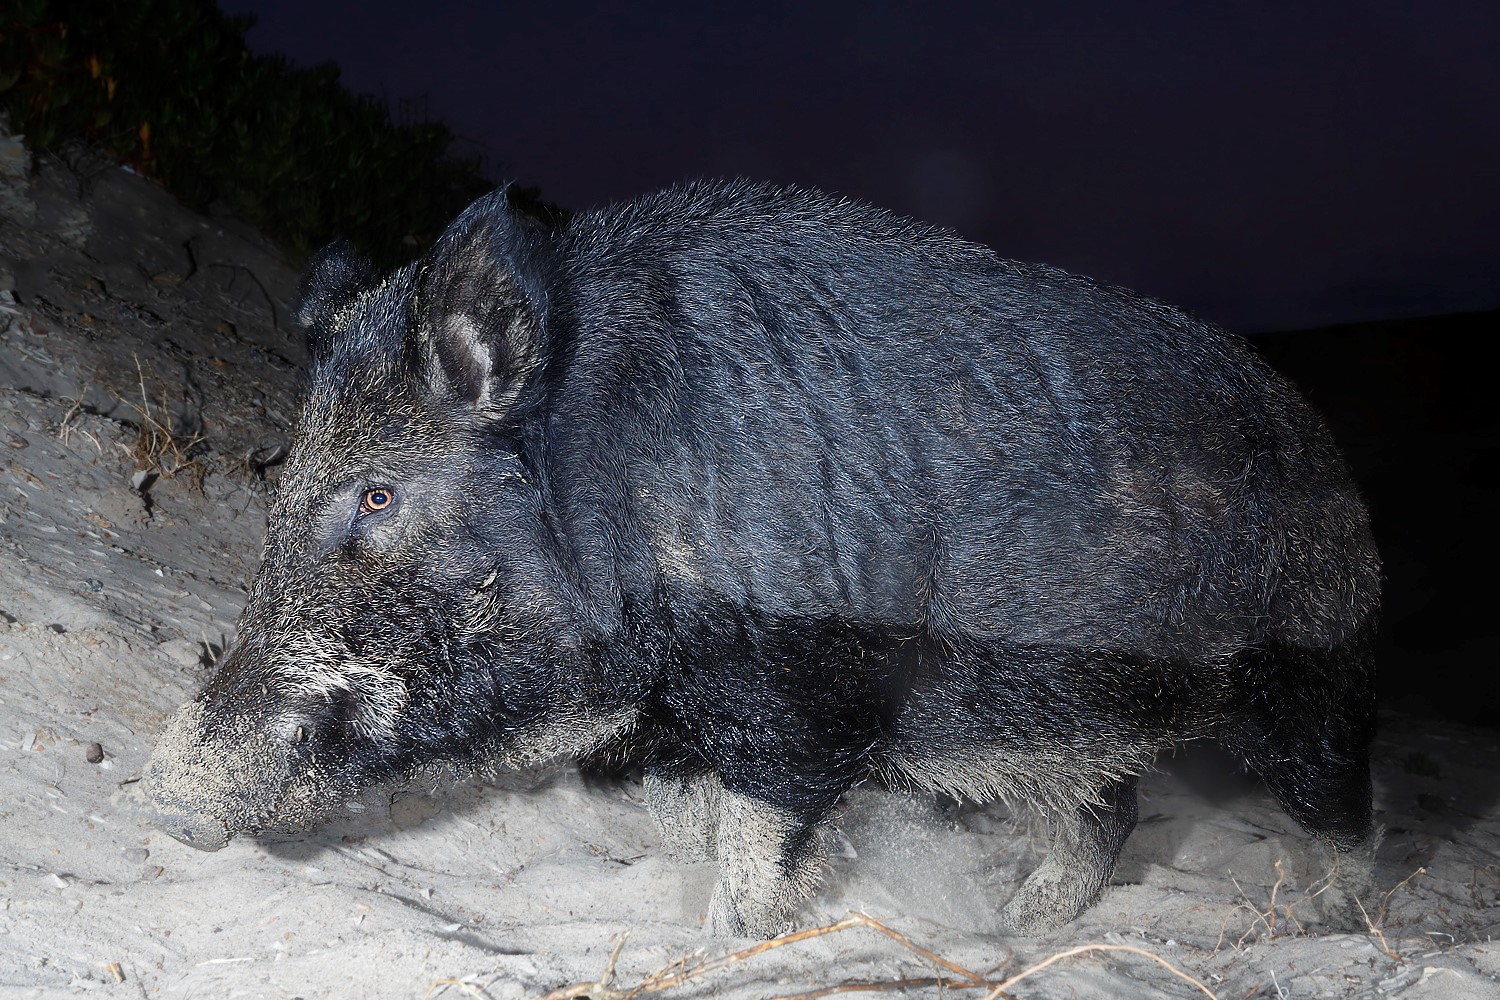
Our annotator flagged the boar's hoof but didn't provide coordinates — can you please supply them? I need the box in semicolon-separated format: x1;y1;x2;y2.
643;769;722;863
1308;834;1380;932
707;879;799;939
1001;775;1139;935
999;854;1110;935
153;810;230;852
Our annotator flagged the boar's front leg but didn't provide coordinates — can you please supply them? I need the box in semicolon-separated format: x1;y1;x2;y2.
1000;774;1139;935
654;638;871;937
708;787;827;938
644;762;826;936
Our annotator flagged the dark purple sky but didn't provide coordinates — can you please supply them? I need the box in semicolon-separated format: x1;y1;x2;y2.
220;1;1499;332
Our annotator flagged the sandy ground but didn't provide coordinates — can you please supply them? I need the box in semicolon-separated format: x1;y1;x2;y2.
2;127;1499;999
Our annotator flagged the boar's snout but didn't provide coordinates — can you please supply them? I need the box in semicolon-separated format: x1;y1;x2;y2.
144;700;286;852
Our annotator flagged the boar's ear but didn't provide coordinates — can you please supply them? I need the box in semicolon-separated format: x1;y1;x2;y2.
414;186;554;418
297;240;376;362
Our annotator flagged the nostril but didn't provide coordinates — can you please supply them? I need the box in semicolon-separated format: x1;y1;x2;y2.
278;717;313;745
152;811;231;852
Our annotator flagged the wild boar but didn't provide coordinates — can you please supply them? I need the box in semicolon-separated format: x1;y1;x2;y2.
145;180;1379;938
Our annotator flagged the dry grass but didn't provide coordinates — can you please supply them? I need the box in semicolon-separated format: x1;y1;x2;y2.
1212;855;1429;969
1216;859;1305;952
125;355;208;489
55;393;105;454
1361;866;1428;962
422;912;1221;1000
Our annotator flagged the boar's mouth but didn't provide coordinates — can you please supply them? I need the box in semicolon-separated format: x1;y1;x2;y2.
144;700;300;852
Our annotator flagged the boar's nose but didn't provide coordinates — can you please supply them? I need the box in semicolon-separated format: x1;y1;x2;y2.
144;701;239;852
152;809;230;852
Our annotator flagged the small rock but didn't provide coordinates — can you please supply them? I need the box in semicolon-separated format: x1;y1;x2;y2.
122;847;149;863
159;638;204;668
390;792;442;830
5;431;25;449
0;132;33;223
0;129;32;180
142;866;164;881
84;742;105;764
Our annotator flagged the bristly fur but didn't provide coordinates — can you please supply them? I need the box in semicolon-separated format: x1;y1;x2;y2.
146;178;1379;939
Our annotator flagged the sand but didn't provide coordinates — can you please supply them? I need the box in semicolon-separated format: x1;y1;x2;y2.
2;125;1498;999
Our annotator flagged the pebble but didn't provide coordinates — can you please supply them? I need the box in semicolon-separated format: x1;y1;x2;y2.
159;638;203;668
4;431;26;448
84;742;104;764
122;847;149;863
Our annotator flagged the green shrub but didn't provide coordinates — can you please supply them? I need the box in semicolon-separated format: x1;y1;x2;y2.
0;0;554;267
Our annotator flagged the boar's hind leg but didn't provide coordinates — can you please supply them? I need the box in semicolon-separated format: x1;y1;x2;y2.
708;788;826;939
1226;672;1377;930
643;767;722;862
1000;774;1139;935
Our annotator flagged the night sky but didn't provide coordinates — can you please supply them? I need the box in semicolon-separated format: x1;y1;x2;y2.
218;0;1499;333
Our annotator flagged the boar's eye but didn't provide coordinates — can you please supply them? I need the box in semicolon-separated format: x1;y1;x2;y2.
358;487;396;516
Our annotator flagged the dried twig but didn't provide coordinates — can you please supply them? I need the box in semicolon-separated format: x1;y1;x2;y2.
841;913;991;987
1266;860;1287;933
1352;865;1428;963
774;975;995;999
982;943;1219;999
1218;860;1305;952
1379;866;1426;925
538;913;1215;1000
421;978;490;1000
56;394;103;453
1355;896;1402;962
623;917;866;997
1225;872;1277;949
601;935;631;988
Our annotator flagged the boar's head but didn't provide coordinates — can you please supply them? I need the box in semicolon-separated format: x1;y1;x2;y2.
145;190;631;851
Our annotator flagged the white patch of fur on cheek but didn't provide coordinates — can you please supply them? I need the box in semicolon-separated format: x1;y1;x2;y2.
277;658;410;743
342;664;409;740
